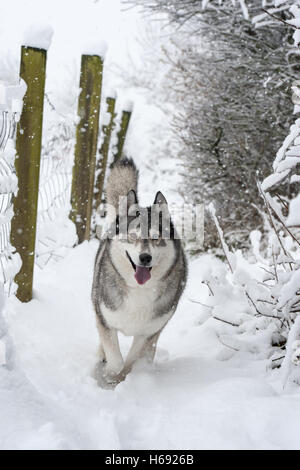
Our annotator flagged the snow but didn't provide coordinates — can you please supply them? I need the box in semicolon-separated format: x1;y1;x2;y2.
0;84;6;104
281;315;300;387
82;40;108;59
291;174;300;184
293;29;300;47
0;80;26;113
261;169;290;191
1;0;300;451
286;193;300;226
273;120;300;171
239;0;249;20
276;156;300;172
0;341;5;366
22;24;54;51
208;203;236;272
106;89;117;99
0;242;300;449
122;99;134;112
278;269;300;310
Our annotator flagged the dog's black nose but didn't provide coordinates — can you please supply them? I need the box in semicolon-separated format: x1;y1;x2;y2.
139;253;152;266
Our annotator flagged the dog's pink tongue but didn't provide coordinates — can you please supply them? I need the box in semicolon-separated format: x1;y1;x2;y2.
135;266;151;285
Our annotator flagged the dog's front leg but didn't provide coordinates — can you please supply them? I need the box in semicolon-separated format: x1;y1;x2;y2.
95;316;124;380
120;330;161;379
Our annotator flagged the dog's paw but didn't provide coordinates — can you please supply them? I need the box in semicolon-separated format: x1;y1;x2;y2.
93;359;106;382
93;360;125;389
104;358;124;378
98;370;126;390
93;363;116;389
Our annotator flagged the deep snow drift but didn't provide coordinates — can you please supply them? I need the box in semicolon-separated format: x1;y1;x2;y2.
1;240;300;449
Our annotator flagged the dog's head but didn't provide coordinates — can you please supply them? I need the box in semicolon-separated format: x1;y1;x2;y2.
109;190;177;286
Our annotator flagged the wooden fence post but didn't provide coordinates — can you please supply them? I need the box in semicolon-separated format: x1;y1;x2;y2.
70;54;103;243
11;46;47;302
94;95;116;211
112;106;132;165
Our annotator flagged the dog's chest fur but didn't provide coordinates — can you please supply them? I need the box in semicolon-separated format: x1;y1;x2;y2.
101;283;172;337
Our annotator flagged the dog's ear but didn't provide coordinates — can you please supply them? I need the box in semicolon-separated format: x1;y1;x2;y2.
154;191;168;206
127;189;138;206
127;189;138;215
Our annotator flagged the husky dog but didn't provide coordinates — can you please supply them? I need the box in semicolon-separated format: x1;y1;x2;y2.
92;158;187;387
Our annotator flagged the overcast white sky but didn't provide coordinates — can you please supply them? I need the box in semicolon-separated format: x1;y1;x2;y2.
0;0;178;205
0;0;145;91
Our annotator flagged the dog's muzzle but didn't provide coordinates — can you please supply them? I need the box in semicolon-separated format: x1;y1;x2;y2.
126;251;152;285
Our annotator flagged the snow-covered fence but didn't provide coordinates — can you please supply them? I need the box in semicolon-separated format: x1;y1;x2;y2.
70;52;104;244
94;94;117;212
11;45;47;302
35;93;133;266
0;112;17;151
0;82;25;296
1;38;133;301
35;114;77;268
111;103;132;165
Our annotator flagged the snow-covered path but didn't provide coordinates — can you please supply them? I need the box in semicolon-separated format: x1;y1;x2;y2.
3;240;300;450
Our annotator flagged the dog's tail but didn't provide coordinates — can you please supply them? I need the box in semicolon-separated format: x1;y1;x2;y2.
106;157;138;213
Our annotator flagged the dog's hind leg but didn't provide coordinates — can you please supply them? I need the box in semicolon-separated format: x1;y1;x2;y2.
143;330;162;363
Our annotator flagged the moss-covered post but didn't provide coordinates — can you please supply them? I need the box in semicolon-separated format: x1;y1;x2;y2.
94;95;116;211
112;105;132;165
11;46;47;303
70;54;103;243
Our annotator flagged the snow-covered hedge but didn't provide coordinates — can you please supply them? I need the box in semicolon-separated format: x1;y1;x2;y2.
126;0;298;248
255;0;300;384
128;0;300;385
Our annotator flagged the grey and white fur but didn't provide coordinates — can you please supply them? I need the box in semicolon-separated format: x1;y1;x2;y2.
92;158;187;387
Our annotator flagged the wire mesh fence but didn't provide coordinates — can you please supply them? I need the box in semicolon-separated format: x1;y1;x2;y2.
0;111;17;150
35;113;77;268
0;80;77;293
0;74;132;297
0;83;25;295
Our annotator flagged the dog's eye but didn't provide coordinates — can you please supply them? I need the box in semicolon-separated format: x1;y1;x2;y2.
128;232;137;242
152;233;160;242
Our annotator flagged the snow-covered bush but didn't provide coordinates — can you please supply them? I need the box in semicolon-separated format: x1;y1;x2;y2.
202;207;292;366
191;238;286;363
197;1;300;385
207;181;300;383
126;0;300;384
204;64;300;384
252;1;300;384
250;119;300;383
